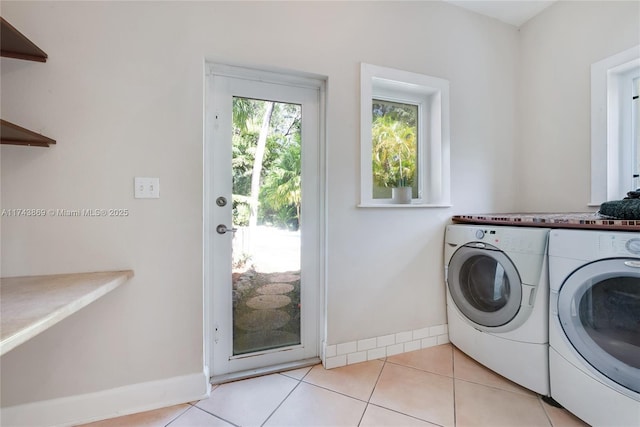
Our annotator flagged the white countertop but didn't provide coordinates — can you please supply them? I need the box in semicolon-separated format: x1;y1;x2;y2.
0;270;133;356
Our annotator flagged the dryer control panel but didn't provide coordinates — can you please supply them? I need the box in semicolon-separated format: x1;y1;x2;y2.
550;229;640;260
598;235;640;257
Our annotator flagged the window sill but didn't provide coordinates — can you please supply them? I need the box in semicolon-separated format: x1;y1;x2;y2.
358;203;452;208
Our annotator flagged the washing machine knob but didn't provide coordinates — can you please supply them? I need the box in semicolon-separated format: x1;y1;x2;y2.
627;238;640;254
475;229;485;239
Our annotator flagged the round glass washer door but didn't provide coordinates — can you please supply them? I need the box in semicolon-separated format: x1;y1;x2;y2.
447;243;522;327
558;258;640;394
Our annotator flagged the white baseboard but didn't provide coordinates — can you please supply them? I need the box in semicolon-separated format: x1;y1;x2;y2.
0;369;210;427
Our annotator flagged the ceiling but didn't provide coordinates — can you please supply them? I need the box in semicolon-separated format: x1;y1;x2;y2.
445;1;557;27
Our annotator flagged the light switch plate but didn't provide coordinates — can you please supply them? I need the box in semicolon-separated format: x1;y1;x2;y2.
134;177;160;199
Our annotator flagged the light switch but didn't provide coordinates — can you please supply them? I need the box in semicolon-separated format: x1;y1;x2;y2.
134;177;160;199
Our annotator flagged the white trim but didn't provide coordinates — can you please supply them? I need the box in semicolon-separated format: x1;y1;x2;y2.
360;63;451;207
0;370;210;427
591;45;640;205
206;63;324;91
322;324;449;369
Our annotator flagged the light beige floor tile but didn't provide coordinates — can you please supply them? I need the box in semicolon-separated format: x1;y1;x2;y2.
196;374;298;427
387;344;454;377
168;406;234;426
540;398;590;427
280;365;314;380
453;347;536;396
360;404;439;427
370;363;454;427
455;379;551;427
303;359;384;401
77;404;190;427
264;382;366;426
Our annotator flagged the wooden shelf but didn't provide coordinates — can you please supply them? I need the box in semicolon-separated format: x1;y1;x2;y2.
0;18;53;147
1;270;134;356
0;17;47;62
1;119;56;147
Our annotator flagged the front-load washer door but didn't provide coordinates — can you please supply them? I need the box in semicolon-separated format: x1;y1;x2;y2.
447;243;522;327
557;258;640;394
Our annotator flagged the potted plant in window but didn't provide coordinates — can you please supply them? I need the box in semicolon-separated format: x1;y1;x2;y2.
372;115;416;204
392;175;413;204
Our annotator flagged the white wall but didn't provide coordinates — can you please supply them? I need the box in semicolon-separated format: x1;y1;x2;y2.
518;0;640;211
319;2;520;344
1;1;519;423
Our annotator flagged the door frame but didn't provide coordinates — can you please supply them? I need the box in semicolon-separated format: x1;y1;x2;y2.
203;63;327;381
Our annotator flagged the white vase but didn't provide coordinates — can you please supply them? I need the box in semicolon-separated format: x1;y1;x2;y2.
392;186;412;204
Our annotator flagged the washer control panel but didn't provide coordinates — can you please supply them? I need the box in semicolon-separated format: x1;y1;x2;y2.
460;226;546;254
446;225;550;256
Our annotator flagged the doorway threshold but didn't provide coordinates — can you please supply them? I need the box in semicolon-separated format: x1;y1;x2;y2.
210;357;321;385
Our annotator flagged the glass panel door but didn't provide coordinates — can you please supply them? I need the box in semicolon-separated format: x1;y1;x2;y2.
231;97;302;356
207;69;321;378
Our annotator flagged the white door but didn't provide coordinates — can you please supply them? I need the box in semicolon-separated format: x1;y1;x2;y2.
205;65;323;378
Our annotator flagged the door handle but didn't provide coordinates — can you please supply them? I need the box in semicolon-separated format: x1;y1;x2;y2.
216;224;238;235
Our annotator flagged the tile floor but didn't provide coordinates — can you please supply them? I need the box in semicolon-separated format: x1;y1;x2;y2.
79;344;588;427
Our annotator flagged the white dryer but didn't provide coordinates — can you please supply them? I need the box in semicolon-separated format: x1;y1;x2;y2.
548;229;640;427
445;224;550;395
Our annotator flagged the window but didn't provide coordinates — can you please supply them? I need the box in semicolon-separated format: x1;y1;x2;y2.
372;99;418;199
360;63;450;207
590;46;640;204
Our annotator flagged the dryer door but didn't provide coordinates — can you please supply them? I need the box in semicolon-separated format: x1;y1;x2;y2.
558;258;640;394
447;244;522;327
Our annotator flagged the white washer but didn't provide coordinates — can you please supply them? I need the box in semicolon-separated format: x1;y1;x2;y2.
549;229;640;427
445;224;550;395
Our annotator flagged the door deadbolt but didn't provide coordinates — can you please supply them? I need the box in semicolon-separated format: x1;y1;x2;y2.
216;196;227;207
216;224;238;235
